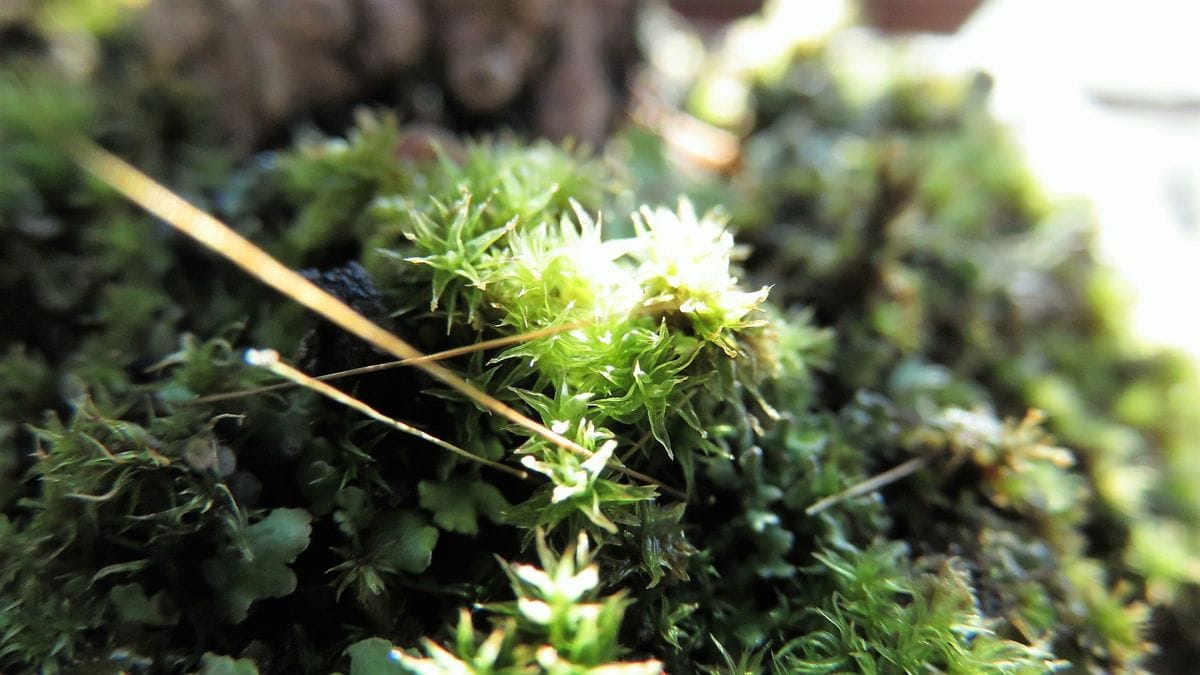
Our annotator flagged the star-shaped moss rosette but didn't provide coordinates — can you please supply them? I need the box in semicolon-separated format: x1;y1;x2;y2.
385;531;663;674
630;201;771;358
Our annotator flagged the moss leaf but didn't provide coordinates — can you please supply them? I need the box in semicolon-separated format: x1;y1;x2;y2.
418;478;510;536
369;510;439;574
198;653;260;675
109;583;178;626
346;638;405;675
202;508;313;623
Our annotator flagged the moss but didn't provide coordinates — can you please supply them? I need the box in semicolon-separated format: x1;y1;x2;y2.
2;3;1199;673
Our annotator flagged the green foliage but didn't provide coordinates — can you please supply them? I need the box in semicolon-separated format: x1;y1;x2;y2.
906;408;1085;522
505;440;658;534
109;582;178;626
419;478;510;536
329;509;439;603
203;508;313;623
346;637;408;675
199;652;262;675
274;115;413;261
348;132;777;540
385;531;663;674
29;399;236;541
381;192;518;328
779;543;1060;674
0;71;96;205
2;5;1198;672
629;202;770;357
634;8;1196;668
0;396;247;669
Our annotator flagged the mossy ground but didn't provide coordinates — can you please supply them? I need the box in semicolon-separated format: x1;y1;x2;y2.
2;3;1200;673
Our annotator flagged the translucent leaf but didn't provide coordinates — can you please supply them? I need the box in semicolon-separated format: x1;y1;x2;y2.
109;583;178;626
346;638;406;675
202;508;313;623
369;510;439;574
198;653;260;675
419;478;511;536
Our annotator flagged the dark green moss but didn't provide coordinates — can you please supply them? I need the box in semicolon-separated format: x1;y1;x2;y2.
2;4;1199;674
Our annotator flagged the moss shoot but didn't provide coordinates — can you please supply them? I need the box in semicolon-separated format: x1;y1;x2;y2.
2;2;1199;673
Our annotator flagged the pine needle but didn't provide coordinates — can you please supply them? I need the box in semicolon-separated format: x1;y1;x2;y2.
66;137;684;499
189;320;589;405
805;455;933;516
244;348;529;480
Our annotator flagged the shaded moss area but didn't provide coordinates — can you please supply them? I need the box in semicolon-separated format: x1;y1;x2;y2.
3;3;1200;674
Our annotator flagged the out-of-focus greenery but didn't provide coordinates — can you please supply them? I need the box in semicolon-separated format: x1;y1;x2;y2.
654;0;1200;667
2;1;1199;673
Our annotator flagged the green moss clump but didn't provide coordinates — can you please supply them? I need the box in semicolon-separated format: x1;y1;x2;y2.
2;3;1200;673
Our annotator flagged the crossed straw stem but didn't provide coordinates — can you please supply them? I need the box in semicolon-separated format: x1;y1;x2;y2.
67;137;684;500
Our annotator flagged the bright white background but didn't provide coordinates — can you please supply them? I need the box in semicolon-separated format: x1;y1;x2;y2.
933;0;1200;358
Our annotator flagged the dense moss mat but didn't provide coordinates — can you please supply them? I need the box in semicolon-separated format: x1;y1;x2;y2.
4;5;1200;674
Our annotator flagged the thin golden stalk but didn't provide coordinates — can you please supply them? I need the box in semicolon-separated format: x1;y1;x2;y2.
190;302;679;405
804;455;933;516
244;348;528;480
189;320;588;405
67;137;684;499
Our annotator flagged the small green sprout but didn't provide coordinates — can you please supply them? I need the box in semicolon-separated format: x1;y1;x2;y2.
389;531;663;674
5;14;1191;667
521;439;616;506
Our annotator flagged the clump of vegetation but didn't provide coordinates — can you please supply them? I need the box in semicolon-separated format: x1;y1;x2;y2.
2;2;1199;673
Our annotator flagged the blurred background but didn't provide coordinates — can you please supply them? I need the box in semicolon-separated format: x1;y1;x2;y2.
914;0;1200;361
676;0;1200;359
